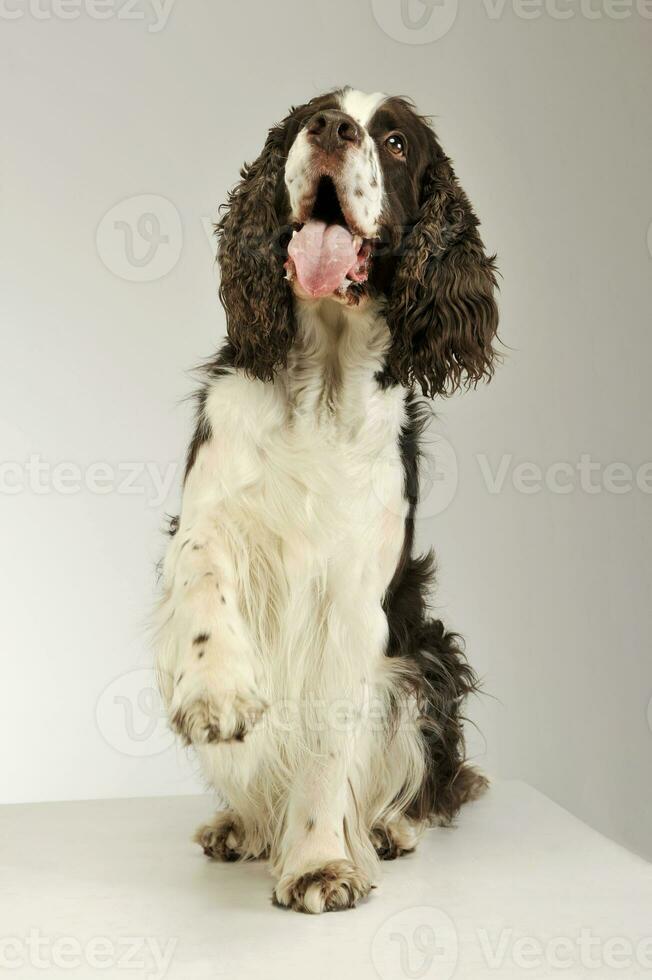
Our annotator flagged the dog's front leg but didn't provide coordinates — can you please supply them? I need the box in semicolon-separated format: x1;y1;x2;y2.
155;511;267;746
272;595;386;914
273;746;374;914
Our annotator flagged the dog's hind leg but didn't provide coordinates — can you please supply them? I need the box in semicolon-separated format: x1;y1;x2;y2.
384;553;488;828
406;617;488;826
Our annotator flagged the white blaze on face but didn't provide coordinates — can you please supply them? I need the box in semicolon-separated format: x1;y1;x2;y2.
284;88;387;239
337;89;385;237
285;128;315;222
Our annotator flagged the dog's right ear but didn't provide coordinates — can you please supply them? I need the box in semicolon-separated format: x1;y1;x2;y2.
216;121;295;382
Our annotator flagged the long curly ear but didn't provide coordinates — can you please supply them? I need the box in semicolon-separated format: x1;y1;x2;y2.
385;144;499;398
216;123;294;381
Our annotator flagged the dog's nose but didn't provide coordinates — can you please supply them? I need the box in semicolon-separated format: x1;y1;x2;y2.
306;110;361;152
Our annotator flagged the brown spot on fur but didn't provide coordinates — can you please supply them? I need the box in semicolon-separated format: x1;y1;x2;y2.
193;632;210;645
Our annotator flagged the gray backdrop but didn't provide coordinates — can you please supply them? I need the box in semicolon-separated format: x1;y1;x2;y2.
2;0;651;860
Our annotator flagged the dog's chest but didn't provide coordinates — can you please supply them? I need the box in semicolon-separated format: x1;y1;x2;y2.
202;363;408;590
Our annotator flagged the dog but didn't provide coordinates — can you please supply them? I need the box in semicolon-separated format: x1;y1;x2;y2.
154;87;499;914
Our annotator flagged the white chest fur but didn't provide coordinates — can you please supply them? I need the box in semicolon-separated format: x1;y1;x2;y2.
191;300;407;605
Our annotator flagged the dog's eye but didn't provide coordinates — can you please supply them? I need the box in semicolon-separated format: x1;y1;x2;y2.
385;132;406;158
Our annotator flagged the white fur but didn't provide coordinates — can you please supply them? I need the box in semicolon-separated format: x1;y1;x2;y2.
284;129;314;221
340;88;386;127
153;299;425;906
284;88;385;238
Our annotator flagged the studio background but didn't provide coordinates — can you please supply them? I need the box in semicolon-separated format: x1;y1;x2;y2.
2;0;651;861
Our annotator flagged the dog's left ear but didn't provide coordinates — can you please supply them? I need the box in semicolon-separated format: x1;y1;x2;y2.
216;121;295;382
385;138;499;397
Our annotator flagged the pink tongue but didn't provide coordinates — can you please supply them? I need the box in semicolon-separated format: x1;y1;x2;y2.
288;220;358;297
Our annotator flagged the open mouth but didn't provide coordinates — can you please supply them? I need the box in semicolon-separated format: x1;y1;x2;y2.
284;176;373;302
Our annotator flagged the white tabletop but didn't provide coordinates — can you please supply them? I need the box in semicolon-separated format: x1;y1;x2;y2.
1;781;650;979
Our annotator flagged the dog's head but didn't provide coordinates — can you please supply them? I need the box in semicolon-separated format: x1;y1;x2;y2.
217;87;499;397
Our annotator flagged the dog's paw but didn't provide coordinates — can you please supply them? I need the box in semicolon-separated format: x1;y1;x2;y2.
170;669;267;745
195;811;249;862
171;688;267;744
273;860;372;914
371;816;423;861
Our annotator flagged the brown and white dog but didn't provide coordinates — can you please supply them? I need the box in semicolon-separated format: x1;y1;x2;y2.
154;87;499;913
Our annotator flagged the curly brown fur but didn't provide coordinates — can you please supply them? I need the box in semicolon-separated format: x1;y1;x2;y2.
384;133;499;397
216;122;296;381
